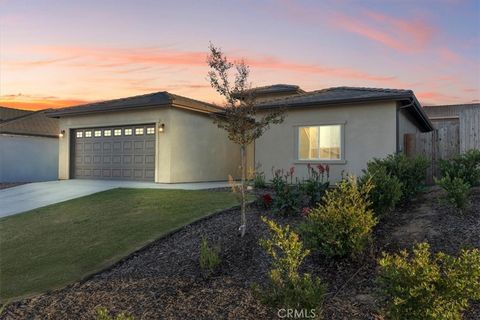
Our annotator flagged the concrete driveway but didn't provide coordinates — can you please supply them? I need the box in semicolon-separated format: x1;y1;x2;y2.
0;179;231;218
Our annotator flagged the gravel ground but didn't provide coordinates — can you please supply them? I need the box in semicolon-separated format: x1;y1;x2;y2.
1;187;479;320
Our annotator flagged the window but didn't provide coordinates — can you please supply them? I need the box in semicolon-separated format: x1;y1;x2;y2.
94;130;102;137
298;125;342;160
146;127;155;134
135;128;144;135
114;129;122;136
104;129;112;137
85;131;92;138
76;131;83;138
124;128;132;136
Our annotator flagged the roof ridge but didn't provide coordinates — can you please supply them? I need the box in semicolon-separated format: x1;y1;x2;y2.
0;109;50;127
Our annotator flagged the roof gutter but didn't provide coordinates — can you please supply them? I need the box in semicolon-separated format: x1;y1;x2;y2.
399;97;434;132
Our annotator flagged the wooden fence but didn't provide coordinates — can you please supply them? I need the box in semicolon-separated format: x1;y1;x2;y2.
404;107;479;184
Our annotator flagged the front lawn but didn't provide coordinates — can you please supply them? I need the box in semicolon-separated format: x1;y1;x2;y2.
0;188;239;301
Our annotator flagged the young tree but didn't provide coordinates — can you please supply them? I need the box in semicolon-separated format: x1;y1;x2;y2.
207;43;285;237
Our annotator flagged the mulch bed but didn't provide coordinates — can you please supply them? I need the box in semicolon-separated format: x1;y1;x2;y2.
1;187;479;319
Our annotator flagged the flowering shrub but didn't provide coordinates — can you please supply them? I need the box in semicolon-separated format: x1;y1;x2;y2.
378;242;480;320
300;164;330;206
270;167;301;215
258;193;274;209
300;176;377;257
255;217;325;311
435;175;471;212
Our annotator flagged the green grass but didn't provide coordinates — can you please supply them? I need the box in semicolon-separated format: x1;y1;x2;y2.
0;188;239;302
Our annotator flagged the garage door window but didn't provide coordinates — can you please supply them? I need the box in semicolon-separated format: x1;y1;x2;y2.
94;130;102;137
76;131;83;138
85;131;92;138
135;128;144;135
147;127;155;134
104;129;112;137
125;128;132;136
114;129;122;136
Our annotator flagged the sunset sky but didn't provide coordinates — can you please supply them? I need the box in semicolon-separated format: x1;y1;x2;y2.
1;0;479;110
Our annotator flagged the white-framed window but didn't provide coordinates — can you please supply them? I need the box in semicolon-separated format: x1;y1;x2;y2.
114;129;122;136
298;124;342;160
76;131;83;138
124;128;132;136
104;129;112;137
146;127;155;135
135;128;144;135
94;130;102;137
85;131;92;138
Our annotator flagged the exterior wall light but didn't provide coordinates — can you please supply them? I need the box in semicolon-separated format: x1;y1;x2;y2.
59;130;65;138
159;123;165;133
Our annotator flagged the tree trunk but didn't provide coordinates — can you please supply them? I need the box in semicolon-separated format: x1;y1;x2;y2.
239;144;247;237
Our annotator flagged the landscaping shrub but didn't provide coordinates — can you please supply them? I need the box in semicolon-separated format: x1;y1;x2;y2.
199;237;220;277
435;175;471;211
251;163;267;189
378;242;480;320
256;217;325;313
300;176;377;258
270;167;301;215
367;154;429;200
439;149;480;186
96;307;134;320
257;192;274;209
360;164;403;217
300;164;330;207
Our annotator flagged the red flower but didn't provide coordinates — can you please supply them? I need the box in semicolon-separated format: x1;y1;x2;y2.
301;207;311;217
289;166;295;176
317;164;325;173
262;193;273;205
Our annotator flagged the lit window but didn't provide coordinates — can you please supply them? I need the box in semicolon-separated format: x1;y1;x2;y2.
94;130;102;137
85;131;92;138
114;129;122;136
146;127;155;134
104;129;112;137
76;131;83;138
135;128;144;135
124;128;132;136
298;125;342;160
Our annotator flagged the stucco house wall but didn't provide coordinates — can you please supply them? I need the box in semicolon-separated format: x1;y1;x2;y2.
254;101;398;182
397;102;421;153
57;106;241;183
0;134;59;182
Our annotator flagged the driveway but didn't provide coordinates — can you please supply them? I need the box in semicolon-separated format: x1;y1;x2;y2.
0;179;231;218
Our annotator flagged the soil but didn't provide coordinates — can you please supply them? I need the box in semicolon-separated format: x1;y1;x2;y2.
1;187;479;320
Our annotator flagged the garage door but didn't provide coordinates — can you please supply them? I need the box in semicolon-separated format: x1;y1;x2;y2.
71;124;156;181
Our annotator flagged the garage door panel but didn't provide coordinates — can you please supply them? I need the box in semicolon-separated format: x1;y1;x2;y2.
71;124;155;181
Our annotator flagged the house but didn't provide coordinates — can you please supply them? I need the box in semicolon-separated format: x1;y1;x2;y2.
0;107;59;182
46;86;434;184
254;86;433;182
46;93;242;183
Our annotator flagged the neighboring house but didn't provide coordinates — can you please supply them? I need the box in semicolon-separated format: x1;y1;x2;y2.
423;103;479;128
254;87;433;182
46;86;434;184
0;107;59;182
46;93;241;183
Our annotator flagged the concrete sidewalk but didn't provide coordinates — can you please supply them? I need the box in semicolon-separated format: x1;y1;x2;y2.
0;179;230;218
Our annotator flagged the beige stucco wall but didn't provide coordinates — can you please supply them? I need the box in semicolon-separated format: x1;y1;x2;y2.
397;103;421;153
254;101;398;183
57;106;241;183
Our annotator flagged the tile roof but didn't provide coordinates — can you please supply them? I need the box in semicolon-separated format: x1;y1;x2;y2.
46;91;222;117
0;106;33;123
0;109;59;138
248;84;305;95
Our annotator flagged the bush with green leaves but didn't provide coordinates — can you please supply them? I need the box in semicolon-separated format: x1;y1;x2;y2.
378;242;480;320
256;217;325;312
199;237;220;277
300;164;330;207
270;167;301;215
439;149;480;187
360;164;403;217
367;154;429;200
96;307;134;320
435;175;471;211
300;176;377;258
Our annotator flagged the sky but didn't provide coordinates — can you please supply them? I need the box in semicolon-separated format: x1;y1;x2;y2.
0;0;479;110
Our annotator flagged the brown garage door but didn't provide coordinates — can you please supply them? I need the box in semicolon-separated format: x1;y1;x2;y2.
71;124;156;181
